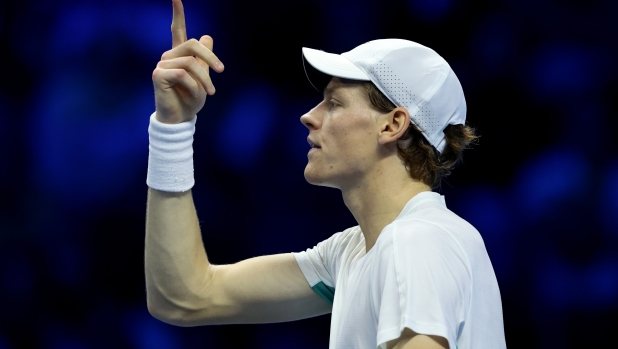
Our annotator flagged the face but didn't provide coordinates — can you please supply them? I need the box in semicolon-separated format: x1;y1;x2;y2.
300;78;383;189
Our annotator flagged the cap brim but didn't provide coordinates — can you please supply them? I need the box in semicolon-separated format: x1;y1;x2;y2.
302;47;370;81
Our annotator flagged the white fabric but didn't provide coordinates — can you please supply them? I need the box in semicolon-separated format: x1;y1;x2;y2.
302;47;371;81
293;192;506;349
146;112;196;192
302;39;466;153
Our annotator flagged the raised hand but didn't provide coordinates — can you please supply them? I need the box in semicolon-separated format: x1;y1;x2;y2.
152;0;224;124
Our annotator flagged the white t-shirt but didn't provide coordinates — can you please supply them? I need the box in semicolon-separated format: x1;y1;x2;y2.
293;192;506;349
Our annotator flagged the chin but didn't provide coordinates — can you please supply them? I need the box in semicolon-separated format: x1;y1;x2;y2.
304;167;338;189
303;168;323;185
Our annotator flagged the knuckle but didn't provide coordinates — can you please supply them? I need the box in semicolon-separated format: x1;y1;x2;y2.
172;22;186;31
174;69;186;79
160;50;170;61
180;56;194;66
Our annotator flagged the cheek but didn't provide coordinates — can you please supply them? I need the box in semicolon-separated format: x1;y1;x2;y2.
324;116;375;159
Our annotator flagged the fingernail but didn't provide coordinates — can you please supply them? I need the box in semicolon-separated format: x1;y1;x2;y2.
215;61;224;70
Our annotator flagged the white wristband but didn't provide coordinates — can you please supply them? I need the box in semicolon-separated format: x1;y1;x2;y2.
146;112;197;192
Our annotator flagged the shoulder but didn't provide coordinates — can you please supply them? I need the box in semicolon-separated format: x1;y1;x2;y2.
391;202;484;254
333;225;362;243
313;225;362;258
380;218;471;272
324;225;361;248
387;218;456;247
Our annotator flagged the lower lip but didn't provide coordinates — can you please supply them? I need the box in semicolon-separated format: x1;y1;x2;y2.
308;147;320;155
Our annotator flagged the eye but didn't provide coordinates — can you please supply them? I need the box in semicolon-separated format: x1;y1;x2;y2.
329;99;340;108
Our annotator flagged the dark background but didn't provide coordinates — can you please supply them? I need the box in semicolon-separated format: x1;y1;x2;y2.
1;0;617;348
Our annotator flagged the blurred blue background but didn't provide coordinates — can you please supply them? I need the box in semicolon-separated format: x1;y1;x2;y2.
1;0;617;347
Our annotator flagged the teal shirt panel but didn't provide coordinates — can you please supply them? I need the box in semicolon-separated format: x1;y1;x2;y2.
311;281;335;305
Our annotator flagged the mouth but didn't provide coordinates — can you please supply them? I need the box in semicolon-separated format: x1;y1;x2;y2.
307;137;321;149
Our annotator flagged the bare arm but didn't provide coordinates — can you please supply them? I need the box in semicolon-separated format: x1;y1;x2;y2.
385;328;449;349
145;0;330;326
145;189;330;326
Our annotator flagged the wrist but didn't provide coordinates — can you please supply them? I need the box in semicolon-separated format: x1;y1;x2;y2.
146;112;197;192
154;110;194;125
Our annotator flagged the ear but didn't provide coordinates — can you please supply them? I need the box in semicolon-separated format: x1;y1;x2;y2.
377;107;410;145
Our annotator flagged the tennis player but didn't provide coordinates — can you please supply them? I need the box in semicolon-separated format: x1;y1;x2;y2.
145;1;506;348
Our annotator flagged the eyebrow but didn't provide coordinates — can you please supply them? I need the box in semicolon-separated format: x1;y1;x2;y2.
323;78;362;98
323;85;341;98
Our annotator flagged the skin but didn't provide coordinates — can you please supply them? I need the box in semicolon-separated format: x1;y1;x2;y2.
301;78;431;251
387;328;449;349
145;0;447;347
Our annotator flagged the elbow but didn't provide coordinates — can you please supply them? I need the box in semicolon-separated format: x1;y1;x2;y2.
147;299;196;327
146;297;177;326
146;294;217;327
146;298;170;324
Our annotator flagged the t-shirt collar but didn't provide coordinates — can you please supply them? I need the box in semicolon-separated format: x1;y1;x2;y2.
394;191;446;220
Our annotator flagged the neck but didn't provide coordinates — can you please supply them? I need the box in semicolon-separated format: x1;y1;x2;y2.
341;158;431;253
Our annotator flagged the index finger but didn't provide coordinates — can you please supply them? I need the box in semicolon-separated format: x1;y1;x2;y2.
171;0;187;48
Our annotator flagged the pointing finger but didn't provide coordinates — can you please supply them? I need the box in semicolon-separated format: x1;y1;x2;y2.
171;0;187;48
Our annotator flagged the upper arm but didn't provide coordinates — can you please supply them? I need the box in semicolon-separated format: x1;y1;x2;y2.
175;253;332;325
385;328;449;349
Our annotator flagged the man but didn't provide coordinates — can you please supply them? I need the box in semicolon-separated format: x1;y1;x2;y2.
145;1;506;348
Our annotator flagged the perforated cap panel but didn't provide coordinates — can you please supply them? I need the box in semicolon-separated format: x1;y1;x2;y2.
304;39;466;153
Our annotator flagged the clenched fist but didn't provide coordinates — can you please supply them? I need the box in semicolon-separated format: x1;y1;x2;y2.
152;0;224;124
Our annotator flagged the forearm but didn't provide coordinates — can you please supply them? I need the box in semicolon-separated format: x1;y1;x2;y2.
145;187;212;322
386;328;449;349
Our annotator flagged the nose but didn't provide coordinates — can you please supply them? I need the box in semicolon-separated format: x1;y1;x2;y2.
300;104;322;131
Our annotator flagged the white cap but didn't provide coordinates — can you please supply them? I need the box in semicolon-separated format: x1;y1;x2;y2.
302;39;466;154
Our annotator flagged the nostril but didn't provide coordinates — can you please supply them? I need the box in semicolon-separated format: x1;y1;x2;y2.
303;121;316;130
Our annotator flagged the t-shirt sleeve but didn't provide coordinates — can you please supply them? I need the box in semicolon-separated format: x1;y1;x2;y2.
376;221;470;349
292;228;355;305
